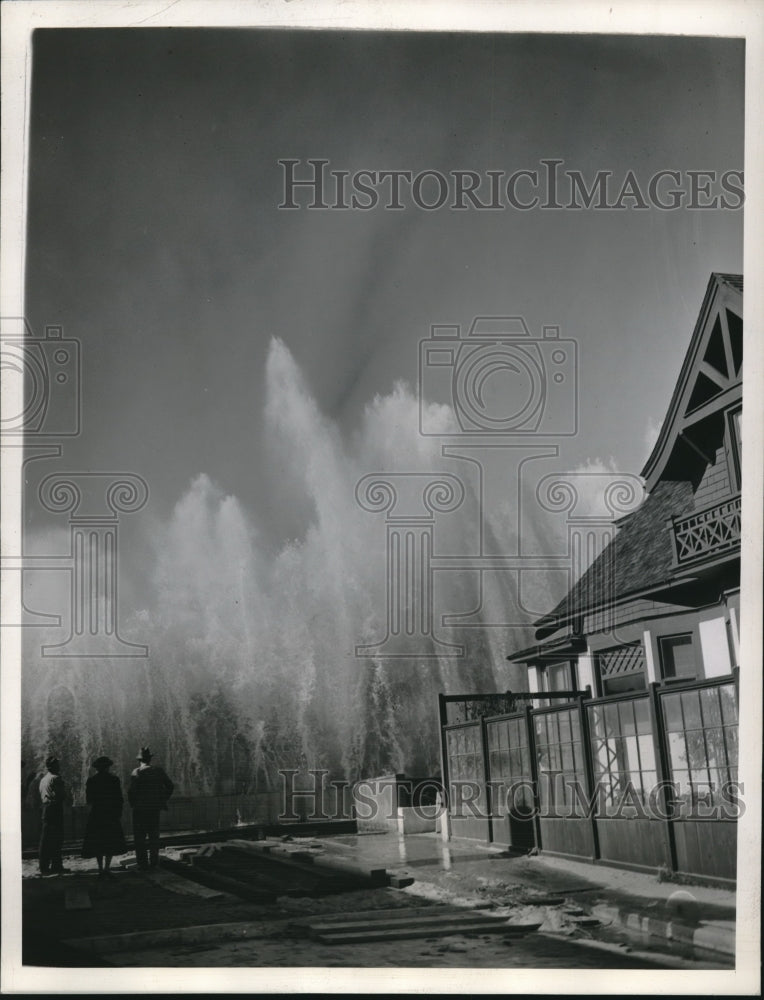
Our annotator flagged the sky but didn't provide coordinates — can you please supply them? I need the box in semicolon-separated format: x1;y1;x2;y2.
16;29;746;781
24;29;744;551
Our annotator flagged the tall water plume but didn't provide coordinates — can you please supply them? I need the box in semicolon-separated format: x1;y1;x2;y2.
22;338;566;800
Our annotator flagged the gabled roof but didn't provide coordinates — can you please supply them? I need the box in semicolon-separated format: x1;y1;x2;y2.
509;272;743;652
641;273;743;491
533;479;696;638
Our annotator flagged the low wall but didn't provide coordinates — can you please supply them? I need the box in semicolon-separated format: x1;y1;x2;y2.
21;790;322;850
353;774;443;835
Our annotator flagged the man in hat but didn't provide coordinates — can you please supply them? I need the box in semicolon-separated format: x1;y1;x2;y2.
38;755;70;876
127;747;174;869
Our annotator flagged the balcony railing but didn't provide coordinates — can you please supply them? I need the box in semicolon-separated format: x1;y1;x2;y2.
670;494;741;568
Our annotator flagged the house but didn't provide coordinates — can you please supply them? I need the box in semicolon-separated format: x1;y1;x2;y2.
438;273;742;883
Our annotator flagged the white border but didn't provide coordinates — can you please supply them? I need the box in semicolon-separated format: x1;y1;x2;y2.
2;1;762;994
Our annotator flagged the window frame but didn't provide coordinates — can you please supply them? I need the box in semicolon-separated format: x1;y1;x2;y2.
593;642;647;698
658;631;703;683
726;404;743;492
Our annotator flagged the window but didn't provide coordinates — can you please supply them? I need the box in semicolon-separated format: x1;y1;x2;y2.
486;717;533;814
595;643;646;696
543;661;573;693
588;697;656;815
534;707;586;816
659;633;698;680
728;406;742;490
661;683;738;816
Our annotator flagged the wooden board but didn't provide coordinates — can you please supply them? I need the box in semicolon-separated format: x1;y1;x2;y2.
144;869;227;899
315;920;541;945
290;905;468;928
300;910;503;937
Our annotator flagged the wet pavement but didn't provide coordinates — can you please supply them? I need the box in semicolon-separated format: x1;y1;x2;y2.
20;828;736;969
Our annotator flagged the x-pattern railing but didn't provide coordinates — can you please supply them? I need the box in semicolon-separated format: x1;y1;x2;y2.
672;495;741;566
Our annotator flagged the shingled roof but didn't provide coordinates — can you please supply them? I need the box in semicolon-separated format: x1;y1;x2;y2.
534;478;696;638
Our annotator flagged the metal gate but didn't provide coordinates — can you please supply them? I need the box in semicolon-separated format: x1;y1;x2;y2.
443;721;490;842
438;675;739;882
485;712;535;851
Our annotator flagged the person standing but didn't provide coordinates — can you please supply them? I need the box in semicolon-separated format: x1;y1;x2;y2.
81;756;127;877
127;747;174;870
38;755;69;876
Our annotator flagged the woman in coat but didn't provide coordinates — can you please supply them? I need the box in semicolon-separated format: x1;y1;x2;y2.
81;756;126;876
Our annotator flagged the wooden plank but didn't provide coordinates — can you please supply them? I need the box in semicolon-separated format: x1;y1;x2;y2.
290;907;457;927
316;920;541;945
290;905;466;928
143;869;227;899
301;910;503;936
64;886;92;911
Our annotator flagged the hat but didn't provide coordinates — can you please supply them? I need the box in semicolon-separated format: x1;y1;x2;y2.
45;755;59;770
136;746;153;763
92;755;113;769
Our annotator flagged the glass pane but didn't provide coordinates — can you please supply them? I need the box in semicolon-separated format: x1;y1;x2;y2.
569;710;581;741
661;634;696;678
638;733;656;771
535;715;548;747
704;728;727;769
548;662;570;692
662;693;684;732
686;730;708;769
507;720;518;748
641;770;658;803
558;711;571;743
700;687;722;727
689;769;711;802
720;685;738;726
672;770;692;816
668;730;688;770
604;702;619;738
634;697;652;734
603;673;646;695
680;690;702;730
724;725;739;765
588;705;604;739
623;734;639;773
520;747;531;775
508;749;522;775
619;701;637;737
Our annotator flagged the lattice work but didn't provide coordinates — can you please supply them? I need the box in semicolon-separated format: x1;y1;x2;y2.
597;644;645;679
673;495;741;565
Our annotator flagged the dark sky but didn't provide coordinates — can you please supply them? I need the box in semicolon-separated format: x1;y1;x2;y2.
25;29;744;546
